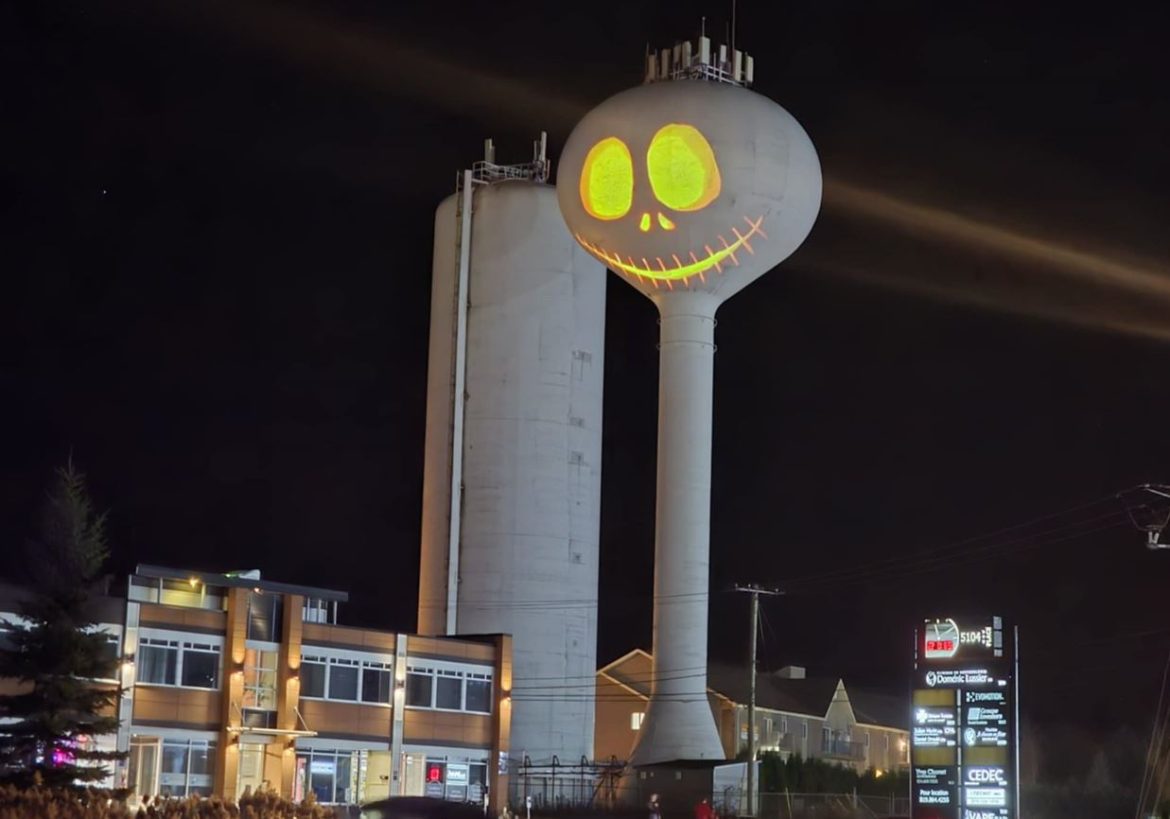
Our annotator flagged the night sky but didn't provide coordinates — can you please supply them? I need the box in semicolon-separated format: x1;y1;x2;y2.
6;0;1170;763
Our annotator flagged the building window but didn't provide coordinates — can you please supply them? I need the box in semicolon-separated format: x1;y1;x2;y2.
630;712;645;730
303;598;330;624
132;736;215;800
296;749;356;804
180;642;220;689
95;632;120;677
406;668;433;707
243;648;278;711
246;592;283;642
465;674;491;713
302;655;327;698
329;659;360;702
435;671;462;710
138;637;220;690
128;737;159;800
300;653;393;705
469;762;488;803
780;715;788;735
404;664;493;714
139;638;179;685
361;663;393;704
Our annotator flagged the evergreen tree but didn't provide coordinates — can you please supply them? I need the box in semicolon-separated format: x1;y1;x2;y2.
0;461;125;788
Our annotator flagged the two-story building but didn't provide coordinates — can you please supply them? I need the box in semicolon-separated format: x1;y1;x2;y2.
1;565;512;811
595;650;908;775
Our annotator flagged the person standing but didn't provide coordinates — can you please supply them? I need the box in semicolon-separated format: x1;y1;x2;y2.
649;793;662;819
694;797;715;819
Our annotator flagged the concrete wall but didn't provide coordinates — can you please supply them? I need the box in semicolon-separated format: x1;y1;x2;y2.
418;180;606;766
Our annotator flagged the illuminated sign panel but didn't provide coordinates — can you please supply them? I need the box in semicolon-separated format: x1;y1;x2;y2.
912;617;1018;819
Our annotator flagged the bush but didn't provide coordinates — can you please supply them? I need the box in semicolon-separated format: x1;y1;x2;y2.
0;783;338;819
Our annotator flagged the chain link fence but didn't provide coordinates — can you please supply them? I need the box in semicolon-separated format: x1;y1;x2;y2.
758;792;909;818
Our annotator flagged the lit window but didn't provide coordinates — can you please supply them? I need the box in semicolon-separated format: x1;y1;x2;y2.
631;712;645;730
137;636;221;690
139;639;179;685
154;738;216;798
243;648;278;710
296;749;355;804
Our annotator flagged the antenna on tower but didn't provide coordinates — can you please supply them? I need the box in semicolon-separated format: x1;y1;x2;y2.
1121;484;1170;550
731;0;737;57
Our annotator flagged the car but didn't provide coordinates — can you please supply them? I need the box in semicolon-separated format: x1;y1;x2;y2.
361;796;488;819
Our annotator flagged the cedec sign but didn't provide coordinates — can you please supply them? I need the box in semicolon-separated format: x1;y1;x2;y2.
912;617;1018;819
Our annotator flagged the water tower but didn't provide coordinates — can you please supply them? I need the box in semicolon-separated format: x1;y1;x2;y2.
556;37;821;764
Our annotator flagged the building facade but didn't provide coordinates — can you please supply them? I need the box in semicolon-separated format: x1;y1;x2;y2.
595;650;909;775
1;566;512;811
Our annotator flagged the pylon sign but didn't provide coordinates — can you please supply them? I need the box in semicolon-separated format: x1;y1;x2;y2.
912;617;1019;819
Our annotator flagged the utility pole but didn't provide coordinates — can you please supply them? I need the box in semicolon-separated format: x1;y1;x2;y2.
734;584;782;817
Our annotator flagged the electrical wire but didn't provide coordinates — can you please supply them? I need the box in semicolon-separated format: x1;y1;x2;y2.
809;515;1130;596
780;506;1130;593
782;491;1120;586
416;489;1138;616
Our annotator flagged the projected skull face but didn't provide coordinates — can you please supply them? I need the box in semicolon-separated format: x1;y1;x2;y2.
557;81;821;297
571;123;765;286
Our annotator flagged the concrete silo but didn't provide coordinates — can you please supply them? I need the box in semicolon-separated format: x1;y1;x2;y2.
418;137;606;778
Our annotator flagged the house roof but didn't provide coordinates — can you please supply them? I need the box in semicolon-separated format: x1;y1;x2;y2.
708;663;840;718
849;689;909;731
599;650;908;730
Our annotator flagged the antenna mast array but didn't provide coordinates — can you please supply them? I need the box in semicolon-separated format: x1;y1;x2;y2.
1121;484;1170;549
644;19;754;87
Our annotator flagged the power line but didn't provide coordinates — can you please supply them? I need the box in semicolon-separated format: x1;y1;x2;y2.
782;510;1130;595
781;505;1129;592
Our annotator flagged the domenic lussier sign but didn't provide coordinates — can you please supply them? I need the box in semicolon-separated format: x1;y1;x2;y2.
912;617;1019;819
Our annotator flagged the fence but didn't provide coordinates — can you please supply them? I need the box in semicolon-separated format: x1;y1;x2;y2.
758;792;910;819
509;757;625;809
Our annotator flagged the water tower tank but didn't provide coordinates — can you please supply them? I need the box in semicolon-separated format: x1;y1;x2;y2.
556;41;821;767
418;144;607;772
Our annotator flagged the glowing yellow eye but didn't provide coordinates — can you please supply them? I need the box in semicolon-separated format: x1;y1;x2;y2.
580;137;634;220
646;123;721;213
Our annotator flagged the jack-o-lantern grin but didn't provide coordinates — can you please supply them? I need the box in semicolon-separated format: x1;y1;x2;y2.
574;214;767;285
573;122;771;283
